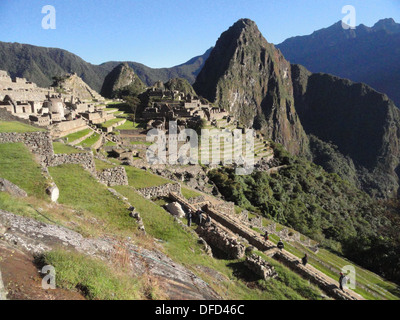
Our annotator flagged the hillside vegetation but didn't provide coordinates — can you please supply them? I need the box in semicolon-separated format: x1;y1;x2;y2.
208;142;400;284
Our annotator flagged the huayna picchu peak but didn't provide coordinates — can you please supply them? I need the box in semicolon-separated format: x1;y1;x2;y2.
194;19;309;156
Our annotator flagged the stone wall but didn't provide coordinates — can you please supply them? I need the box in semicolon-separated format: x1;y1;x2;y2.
196;224;245;260
244;254;278;280
46;152;96;174
97;167;128;187
187;195;206;205
91;134;104;150
249;216;263;228
50;119;88;138
232;208;316;249
204;205;272;252
0;132;53;165
137;183;182;199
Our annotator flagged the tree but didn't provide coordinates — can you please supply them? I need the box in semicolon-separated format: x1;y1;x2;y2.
124;95;141;124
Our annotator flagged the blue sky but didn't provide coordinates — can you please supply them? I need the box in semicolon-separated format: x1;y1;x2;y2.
0;0;399;68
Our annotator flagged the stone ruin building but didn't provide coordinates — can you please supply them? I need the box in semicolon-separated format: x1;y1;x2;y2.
0;70;113;137
142;90;229;130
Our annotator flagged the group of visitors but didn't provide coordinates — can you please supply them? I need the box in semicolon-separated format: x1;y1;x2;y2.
263;231;349;292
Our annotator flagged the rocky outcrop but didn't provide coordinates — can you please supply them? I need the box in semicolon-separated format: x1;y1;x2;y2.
52;73;104;101
0;209;219;300
100;63;146;98
0;178;27;198
194;19;309;155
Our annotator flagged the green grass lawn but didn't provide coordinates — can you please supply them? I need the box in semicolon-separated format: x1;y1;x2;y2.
77;133;101;148
0;143;48;199
124;166;171;189
63;128;91;144
53;142;85;154
116;120;145;130
0;121;45;133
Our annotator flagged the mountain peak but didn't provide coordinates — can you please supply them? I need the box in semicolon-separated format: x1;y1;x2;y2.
232;18;257;29
372;18;400;33
194;19;309;155
221;18;264;43
100;62;145;98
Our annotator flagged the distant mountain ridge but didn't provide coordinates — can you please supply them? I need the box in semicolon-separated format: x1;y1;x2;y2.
99;48;212;87
0;41;212;92
277;18;400;107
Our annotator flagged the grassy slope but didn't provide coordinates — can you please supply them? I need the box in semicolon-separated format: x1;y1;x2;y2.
0;143;48;199
0;143;397;300
53;142;85;154
77;133;101;148
48;164;136;235
114;185;323;300
124;166;171;189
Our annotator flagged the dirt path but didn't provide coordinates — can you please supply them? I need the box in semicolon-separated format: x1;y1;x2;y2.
0;243;85;300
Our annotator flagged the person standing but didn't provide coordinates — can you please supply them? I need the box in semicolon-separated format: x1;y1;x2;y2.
187;211;192;227
196;210;203;225
339;273;348;291
302;254;308;266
